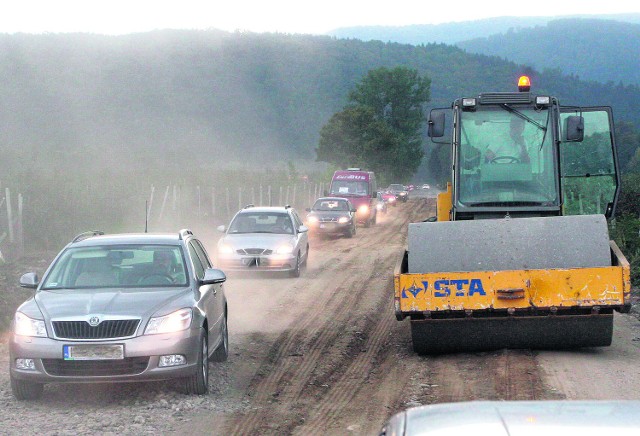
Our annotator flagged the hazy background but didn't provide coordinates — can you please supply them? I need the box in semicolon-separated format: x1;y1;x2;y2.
1;10;640;252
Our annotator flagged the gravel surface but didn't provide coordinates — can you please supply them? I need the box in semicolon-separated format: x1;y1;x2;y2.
0;339;243;435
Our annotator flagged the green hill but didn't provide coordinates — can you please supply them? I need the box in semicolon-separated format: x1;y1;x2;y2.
1;30;638;174
457;18;640;86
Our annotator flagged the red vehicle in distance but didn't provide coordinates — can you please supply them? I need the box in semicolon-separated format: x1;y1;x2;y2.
328;168;378;227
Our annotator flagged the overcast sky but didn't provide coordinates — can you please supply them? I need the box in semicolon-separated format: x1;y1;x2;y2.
2;0;639;35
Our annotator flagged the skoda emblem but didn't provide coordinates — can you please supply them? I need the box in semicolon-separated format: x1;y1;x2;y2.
88;316;100;327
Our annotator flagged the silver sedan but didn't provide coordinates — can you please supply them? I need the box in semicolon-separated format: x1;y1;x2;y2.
9;230;228;400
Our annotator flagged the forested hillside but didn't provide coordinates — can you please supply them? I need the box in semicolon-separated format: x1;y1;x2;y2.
2;29;639;181
457;18;640;86
1;29;639;252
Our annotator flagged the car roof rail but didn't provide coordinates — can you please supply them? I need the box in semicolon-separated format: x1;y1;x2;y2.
285;204;291;209
243;204;255;209
72;231;104;243
178;229;193;240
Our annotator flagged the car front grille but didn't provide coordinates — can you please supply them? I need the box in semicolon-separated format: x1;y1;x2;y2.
42;357;150;376
237;248;273;255
52;319;140;340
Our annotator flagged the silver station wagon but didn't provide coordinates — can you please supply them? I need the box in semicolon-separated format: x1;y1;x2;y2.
9;229;228;400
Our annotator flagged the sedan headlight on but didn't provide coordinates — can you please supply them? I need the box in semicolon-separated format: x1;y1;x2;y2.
218;243;234;255
145;308;192;335
276;245;294;254
358;205;369;214
338;216;350;224
14;312;47;337
307;216;319;224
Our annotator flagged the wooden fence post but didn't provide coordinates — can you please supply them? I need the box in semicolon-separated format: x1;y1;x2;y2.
5;188;14;243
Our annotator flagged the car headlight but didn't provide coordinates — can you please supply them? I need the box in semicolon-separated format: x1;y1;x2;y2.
376;203;384;210
358;205;369;214
307;216;319;224
14;312;47;337
276;245;294;254
218;243;234;254
338;216;350;224
145;308;192;335
388;197;395;202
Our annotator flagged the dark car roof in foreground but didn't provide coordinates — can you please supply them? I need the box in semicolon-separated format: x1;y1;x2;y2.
385;400;640;436
71;233;183;247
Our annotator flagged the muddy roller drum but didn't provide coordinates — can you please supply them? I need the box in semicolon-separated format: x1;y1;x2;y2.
403;214;623;354
410;313;614;354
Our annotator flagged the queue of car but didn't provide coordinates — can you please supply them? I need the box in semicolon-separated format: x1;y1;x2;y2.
8;176;413;402
10;230;228;400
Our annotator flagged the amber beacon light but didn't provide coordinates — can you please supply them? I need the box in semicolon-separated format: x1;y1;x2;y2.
518;75;531;92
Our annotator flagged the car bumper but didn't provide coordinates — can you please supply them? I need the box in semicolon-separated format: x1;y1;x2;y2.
308;222;353;234
217;254;297;272
9;328;202;384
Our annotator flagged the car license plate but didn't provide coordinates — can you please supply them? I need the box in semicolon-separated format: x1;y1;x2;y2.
242;257;260;266
63;344;124;360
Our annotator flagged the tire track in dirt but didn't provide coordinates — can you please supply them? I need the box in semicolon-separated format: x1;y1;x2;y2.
297;264;398;434
225;255;391;433
223;201;425;435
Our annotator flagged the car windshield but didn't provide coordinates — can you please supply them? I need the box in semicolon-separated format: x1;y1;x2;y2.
41;245;188;289
329;180;369;196
229;212;294;234
313;199;350;211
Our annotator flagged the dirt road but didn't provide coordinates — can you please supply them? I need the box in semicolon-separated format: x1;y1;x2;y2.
2;196;639;435
178;197;640;435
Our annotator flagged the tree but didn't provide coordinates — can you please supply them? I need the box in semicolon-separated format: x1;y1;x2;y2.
316;66;431;182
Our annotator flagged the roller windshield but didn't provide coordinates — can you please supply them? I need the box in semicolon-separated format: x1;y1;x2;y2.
457;107;558;207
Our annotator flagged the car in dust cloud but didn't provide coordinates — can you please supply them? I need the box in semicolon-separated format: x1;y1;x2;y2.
388;184;408;202
379;400;640;436
305;197;357;238
9;229;229;400
217;205;309;278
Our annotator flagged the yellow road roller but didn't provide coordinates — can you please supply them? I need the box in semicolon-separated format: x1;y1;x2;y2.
395;76;631;353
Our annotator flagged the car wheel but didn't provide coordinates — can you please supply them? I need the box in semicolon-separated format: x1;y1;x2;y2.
211;314;229;363
302;245;309;267
289;253;301;278
11;375;44;401
183;331;208;395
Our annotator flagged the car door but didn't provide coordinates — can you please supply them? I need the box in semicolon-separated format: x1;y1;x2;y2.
188;240;222;352
291;210;308;262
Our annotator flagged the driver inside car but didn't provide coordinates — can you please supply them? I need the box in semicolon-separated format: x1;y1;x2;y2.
484;117;530;163
137;250;175;284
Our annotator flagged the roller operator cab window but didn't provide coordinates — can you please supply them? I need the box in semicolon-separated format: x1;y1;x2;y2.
457;107;557;206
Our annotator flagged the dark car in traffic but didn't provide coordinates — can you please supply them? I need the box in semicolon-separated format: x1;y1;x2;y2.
388;184;408;202
305;197;357;238
9;230;228;400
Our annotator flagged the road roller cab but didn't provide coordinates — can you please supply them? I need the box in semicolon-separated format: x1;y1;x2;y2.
395;76;631;354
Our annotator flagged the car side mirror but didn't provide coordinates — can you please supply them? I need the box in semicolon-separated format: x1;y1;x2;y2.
298;225;309;233
305;207;311;212
20;272;39;288
201;268;226;285
217;225;226;233
351;208;357;213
